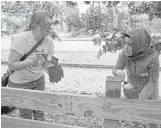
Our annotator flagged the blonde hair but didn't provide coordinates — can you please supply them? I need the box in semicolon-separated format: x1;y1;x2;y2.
25;10;52;31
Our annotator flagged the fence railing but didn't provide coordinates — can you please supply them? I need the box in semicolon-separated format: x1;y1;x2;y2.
1;61;161;71
1;76;161;128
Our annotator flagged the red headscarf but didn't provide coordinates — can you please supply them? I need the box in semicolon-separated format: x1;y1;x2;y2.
124;29;157;61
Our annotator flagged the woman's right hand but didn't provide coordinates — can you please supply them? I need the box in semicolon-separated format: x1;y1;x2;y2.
26;54;45;67
116;69;125;77
114;69;126;81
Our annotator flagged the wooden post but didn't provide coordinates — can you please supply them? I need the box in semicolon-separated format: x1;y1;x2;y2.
104;76;121;128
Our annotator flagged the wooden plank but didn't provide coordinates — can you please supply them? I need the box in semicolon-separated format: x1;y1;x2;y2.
1;87;161;124
59;63;114;69
1;115;83;128
1;61;114;69
106;76;123;82
2;61;161;70
104;76;121;128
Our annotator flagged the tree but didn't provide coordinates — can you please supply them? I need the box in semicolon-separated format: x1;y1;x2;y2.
66;1;77;7
84;1;102;35
1;1;60;39
92;1;161;57
83;1;120;35
128;1;161;21
88;1;126;57
65;7;83;34
1;1;83;39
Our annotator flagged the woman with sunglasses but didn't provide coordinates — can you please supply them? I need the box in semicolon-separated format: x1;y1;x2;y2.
7;10;55;121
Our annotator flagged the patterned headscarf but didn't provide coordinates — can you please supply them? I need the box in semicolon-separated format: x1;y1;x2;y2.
124;29;156;61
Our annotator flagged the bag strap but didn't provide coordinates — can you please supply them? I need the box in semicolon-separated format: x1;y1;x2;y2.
20;37;45;61
8;37;45;74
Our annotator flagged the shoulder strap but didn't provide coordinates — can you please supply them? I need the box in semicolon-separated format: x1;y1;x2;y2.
20;37;45;61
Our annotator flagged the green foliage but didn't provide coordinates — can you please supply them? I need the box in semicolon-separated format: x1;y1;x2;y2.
128;1;161;21
87;1;128;57
91;1;161;56
84;1;90;5
1;1;59;39
2;1;160;54
65;8;83;34
93;31;161;57
105;1;120;7
84;5;102;35
83;1;122;36
93;31;124;58
1;1;82;39
66;1;77;7
84;2;114;35
1;1;27;36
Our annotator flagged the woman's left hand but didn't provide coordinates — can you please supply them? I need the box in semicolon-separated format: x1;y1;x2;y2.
123;82;139;98
123;82;135;93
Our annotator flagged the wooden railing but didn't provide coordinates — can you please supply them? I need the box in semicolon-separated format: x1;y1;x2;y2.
1;61;161;71
1;76;161;128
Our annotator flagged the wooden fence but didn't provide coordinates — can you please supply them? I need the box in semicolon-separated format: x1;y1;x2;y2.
2;60;161;71
1;76;161;128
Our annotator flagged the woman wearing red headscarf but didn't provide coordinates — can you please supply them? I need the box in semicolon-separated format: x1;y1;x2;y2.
113;29;159;127
113;29;159;100
7;10;55;121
